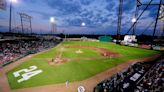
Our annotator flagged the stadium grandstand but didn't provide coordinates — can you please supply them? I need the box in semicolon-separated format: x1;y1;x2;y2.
0;0;164;92
0;34;60;67
94;58;164;92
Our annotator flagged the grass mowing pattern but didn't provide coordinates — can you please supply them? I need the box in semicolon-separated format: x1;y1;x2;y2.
7;41;160;89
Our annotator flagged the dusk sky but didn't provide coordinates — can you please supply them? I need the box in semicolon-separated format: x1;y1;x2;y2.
0;0;163;35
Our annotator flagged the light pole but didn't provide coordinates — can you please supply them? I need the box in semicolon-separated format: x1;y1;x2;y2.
63;30;67;41
81;22;86;41
131;17;137;24
131;17;137;35
117;0;123;44
81;22;86;27
50;17;56;35
9;0;17;33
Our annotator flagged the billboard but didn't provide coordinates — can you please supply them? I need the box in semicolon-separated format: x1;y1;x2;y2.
0;0;6;10
124;35;137;43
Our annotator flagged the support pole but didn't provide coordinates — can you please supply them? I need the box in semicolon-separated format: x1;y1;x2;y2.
126;0;153;34
20;14;24;33
30;17;32;34
133;1;139;35
9;2;12;32
151;0;163;49
136;0;142;5
117;0;123;43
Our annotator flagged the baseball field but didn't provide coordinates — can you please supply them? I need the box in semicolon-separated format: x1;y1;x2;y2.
7;41;160;89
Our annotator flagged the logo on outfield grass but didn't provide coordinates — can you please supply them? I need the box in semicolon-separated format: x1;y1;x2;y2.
13;66;43;83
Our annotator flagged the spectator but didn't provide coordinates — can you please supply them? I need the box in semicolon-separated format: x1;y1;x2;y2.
94;60;163;92
0;39;59;67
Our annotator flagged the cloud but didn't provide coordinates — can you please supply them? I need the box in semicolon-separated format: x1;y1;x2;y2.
45;0;81;15
43;0;119;27
79;0;94;5
0;0;161;35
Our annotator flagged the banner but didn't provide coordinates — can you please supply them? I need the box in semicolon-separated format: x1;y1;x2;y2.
0;0;6;10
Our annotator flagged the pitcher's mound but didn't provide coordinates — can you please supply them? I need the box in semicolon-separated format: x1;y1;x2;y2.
49;57;69;65
75;49;83;54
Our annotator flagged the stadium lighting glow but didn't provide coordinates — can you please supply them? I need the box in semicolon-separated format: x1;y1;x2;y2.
50;17;55;23
131;17;136;23
10;0;17;3
9;0;18;32
81;22;86;27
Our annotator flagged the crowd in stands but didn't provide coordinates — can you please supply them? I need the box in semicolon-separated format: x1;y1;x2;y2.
0;39;59;67
94;60;164;92
135;61;164;92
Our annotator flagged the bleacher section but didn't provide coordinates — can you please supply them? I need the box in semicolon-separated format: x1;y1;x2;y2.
135;60;163;92
94;59;164;92
0;38;60;67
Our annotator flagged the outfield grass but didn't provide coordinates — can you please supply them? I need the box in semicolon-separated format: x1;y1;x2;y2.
7;41;160;89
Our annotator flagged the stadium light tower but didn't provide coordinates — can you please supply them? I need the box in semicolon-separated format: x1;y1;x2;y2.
131;17;137;35
50;17;55;23
9;0;17;32
81;22;86;27
131;17;137;23
50;17;57;35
